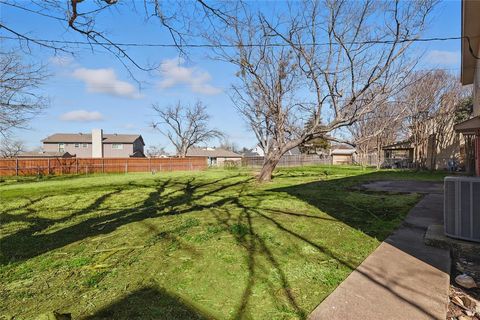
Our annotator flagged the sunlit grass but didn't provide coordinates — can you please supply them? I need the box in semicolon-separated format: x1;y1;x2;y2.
0;166;444;319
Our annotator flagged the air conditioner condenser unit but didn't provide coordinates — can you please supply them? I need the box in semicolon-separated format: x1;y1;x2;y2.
444;176;480;243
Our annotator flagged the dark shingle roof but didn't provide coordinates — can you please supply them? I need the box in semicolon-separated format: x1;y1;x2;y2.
242;149;262;157
186;147;242;158
17;151;74;158
42;133;143;145
382;140;413;150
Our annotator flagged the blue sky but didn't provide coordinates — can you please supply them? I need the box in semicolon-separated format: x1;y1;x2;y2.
0;0;462;152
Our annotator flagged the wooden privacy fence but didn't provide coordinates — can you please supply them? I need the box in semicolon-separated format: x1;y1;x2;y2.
355;153;382;167
0;157;207;176
242;154;332;167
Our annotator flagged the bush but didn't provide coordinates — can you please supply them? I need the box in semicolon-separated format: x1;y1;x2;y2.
223;160;240;170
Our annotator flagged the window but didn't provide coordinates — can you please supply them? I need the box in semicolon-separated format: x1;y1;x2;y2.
58;143;65;152
208;157;217;166
112;143;124;150
74;143;79;148
82;144;88;148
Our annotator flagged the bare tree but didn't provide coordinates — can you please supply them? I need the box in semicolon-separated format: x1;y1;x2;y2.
145;145;168;158
350;101;405;168
351;70;469;169
0;0;232;76
399;70;468;169
206;0;436;181
0;138;24;158
219;138;239;152
0;51;48;137
151;101;222;157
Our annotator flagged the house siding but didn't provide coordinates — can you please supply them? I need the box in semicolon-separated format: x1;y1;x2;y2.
425;133;463;170
215;157;242;166
42;141;143;158
43;143;92;157
103;143;134;158
332;154;353;165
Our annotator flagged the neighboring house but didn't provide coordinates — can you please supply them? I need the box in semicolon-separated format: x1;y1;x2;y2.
252;145;265;156
17;151;74;158
239;145;264;158
425;120;464;170
383;122;464;170
242;145;300;157
41;129;145;158
284;146;301;156
186;147;242;166
382;140;414;168
454;0;480;176
241;148;262;157
330;145;356;165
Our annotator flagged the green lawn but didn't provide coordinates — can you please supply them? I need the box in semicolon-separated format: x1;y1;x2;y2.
0;166;444;319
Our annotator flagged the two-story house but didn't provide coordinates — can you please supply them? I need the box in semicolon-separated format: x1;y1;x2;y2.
41;129;145;158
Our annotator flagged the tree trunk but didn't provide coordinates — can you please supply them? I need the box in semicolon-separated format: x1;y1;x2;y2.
178;146;187;158
258;156;280;182
376;136;381;170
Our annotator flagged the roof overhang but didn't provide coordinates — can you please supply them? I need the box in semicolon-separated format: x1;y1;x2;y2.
382;140;414;150
454;116;480;134
461;0;480;85
330;150;356;155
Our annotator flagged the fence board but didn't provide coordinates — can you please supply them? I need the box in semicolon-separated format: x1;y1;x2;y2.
242;155;332;167
0;157;207;176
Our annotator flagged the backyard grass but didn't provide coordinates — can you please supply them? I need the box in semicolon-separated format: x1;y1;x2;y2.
0;166;445;319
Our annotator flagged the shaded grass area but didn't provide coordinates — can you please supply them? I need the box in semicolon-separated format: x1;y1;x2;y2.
0;166;445;319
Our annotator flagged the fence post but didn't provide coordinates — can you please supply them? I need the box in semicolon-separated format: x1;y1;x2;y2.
76;158;79;174
47;158;51;175
102;158;105;173
125;160;128;174
15;158;19;176
148;158;151;172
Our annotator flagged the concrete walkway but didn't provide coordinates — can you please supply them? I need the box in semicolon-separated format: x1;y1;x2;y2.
309;181;450;320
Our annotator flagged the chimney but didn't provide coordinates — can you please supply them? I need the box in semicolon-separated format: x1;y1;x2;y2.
91;129;103;158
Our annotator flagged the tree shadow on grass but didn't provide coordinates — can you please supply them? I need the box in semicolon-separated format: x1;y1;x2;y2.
0;175;251;264
268;172;447;319
83;286;215;320
0;170;444;320
269;172;424;240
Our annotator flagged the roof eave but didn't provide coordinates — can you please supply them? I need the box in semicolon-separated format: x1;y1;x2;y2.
454;115;480;133
461;0;480;85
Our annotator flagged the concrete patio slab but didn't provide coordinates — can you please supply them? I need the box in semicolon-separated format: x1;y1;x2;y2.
426;224;480;255
309;181;451;320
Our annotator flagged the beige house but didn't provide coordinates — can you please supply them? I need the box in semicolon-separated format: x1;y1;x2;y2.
186;147;242;166
330;146;356;165
454;0;480;176
41;129;145;158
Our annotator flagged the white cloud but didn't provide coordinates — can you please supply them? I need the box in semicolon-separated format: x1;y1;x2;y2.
60;110;104;122
49;55;75;67
72;68;142;99
158;58;222;95
425;50;460;66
